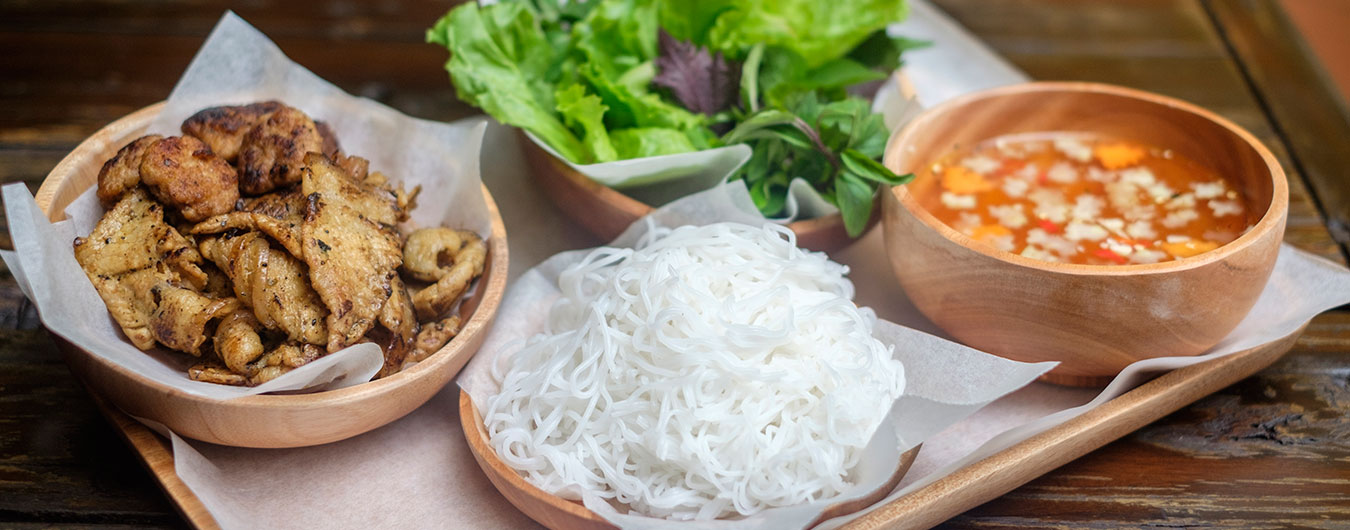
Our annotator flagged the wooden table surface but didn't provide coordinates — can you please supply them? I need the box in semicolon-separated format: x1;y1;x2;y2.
2;0;1347;528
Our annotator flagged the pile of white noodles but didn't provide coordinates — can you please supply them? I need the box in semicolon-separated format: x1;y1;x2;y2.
484;222;905;520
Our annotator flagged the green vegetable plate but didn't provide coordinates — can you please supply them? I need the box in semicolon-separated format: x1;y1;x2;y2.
428;0;926;248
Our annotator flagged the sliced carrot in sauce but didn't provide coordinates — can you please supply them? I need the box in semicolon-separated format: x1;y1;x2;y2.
941;166;996;194
1037;219;1061;234
1160;240;1219;258
970;224;1012;242
1093;248;1129;264
1094;143;1146;170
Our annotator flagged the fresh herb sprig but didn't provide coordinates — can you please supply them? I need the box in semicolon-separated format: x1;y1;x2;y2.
717;41;914;236
723;98;913;236
645;34;916;236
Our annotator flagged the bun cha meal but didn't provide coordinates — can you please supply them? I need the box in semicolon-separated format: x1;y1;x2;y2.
482;222;905;520
74;101;486;386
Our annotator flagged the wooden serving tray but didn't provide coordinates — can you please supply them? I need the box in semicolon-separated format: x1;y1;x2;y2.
86;323;1307;530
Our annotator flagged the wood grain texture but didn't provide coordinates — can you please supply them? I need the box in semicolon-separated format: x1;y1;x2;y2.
1207;0;1350;259
1;0;1349;528
844;322;1309;530
882;82;1288;382
91;393;219;530
939;319;1350;528
0;328;181;528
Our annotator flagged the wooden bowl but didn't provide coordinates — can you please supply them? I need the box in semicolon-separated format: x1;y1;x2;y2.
459;392;919;529
521;135;877;253
34;102;510;448
521;73;918;254
881;82;1288;387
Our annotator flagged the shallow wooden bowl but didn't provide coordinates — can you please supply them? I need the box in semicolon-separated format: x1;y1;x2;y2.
521;136;877;253
521;72;919;254
881;82;1288;386
459;392;918;529
34;102;510;448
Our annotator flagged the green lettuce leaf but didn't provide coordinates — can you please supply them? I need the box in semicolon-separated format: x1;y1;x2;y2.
611;128;698;159
556;84;619;163
571;0;709;156
571;0;659;79
848;30;930;72
657;0;738;46
427;2;588;162
581;62;704;132
670;0;908;67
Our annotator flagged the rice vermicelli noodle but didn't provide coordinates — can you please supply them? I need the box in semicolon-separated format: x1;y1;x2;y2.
484;222;906;520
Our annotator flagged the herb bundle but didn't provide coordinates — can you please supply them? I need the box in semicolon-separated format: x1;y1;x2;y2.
429;0;922;236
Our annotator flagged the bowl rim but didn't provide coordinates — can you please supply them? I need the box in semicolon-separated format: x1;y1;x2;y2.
34;102;511;411
458;390;920;526
459;391;614;528
520;129;867;234
884;81;1289;277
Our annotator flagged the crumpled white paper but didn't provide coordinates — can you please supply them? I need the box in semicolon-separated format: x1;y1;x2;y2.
12;2;1350;530
457;181;1056;529
0;12;493;399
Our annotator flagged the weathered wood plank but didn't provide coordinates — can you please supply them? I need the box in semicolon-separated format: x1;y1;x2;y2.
0;0;461;41
930;0;1345;266
0;330;181;526
944;318;1350;528
0;31;474;130
1207;0;1350;260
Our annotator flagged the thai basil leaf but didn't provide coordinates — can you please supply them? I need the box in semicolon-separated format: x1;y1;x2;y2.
842;149;911;186
805;58;888;91
834;171;875;237
740;43;765;112
721;109;798;144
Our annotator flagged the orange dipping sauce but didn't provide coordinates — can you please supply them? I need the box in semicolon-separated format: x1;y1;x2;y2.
913;133;1256;265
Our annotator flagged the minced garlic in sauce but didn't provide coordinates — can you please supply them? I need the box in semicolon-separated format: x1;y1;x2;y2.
914;133;1255;265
